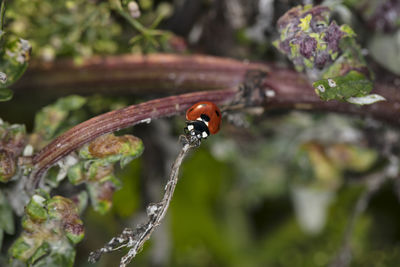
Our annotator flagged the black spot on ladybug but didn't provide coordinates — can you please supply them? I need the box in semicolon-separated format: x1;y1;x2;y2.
215;110;220;117
189;108;194;112
200;114;210;122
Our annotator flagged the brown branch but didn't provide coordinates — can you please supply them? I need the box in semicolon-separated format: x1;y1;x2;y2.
263;67;400;125
13;54;269;95
14;54;400;125
28;88;238;191
22;54;400;190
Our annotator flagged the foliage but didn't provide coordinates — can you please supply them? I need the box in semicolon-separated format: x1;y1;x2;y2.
0;120;25;182
0;95;143;265
0;31;31;101
68;134;144;214
273;5;384;104
6;0;174;62
0;190;14;250
9;194;84;266
31;95;87;148
1;0;174;101
7;0;121;62
343;0;400;33
0;1;398;267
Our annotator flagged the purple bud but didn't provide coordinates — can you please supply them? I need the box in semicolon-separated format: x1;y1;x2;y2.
315;53;330;69
324;22;344;52
300;36;317;58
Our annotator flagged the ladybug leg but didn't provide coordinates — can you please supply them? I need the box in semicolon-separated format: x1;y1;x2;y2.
180;132;201;147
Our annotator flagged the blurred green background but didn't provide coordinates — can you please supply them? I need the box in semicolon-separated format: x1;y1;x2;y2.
2;0;400;266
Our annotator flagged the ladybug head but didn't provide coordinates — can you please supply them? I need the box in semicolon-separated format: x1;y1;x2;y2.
186;120;210;139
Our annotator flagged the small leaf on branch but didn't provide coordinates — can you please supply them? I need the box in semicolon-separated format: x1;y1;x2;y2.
312;70;384;104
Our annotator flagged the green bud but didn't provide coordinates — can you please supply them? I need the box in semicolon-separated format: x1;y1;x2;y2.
72;134;143;214
0;122;26;182
9;238;32;262
26;195;48;222
33;95;86;141
0;150;16;183
67;163;85;185
9;195;84;265
87;179;120;215
0;33;31;102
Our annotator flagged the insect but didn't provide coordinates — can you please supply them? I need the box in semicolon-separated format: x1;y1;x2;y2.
185;101;221;141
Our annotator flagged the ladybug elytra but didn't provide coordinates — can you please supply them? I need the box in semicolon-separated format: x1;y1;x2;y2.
185;101;221;140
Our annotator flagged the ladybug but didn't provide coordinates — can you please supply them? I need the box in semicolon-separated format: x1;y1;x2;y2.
185;101;221;140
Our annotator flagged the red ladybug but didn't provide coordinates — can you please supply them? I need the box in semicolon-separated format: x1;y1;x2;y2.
185;101;221;139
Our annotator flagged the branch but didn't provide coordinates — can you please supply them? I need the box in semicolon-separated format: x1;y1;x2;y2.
28;88;238;191
23;54;400;190
13;54;268;95
263;68;400;125
14;54;400;125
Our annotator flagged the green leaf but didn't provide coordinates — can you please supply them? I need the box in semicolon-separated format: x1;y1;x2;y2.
68;134;143;214
313;70;373;102
25;195;47;222
0;191;15;235
28;242;50;265
0;33;31;100
33;95;87;140
9;195;84;265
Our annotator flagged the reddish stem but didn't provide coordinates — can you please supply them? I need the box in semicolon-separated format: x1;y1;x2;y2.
29;89;237;189
20;54;400;189
264;68;400;125
15;54;268;95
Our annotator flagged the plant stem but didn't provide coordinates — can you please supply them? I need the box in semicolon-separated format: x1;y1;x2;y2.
14;54;400;125
14;54;266;95
28;88;238;191
116;8;147;35
17;53;400;191
0;0;6;31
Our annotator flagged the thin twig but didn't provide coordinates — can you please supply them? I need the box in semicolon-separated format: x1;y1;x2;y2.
115;7;147;35
88;140;193;266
